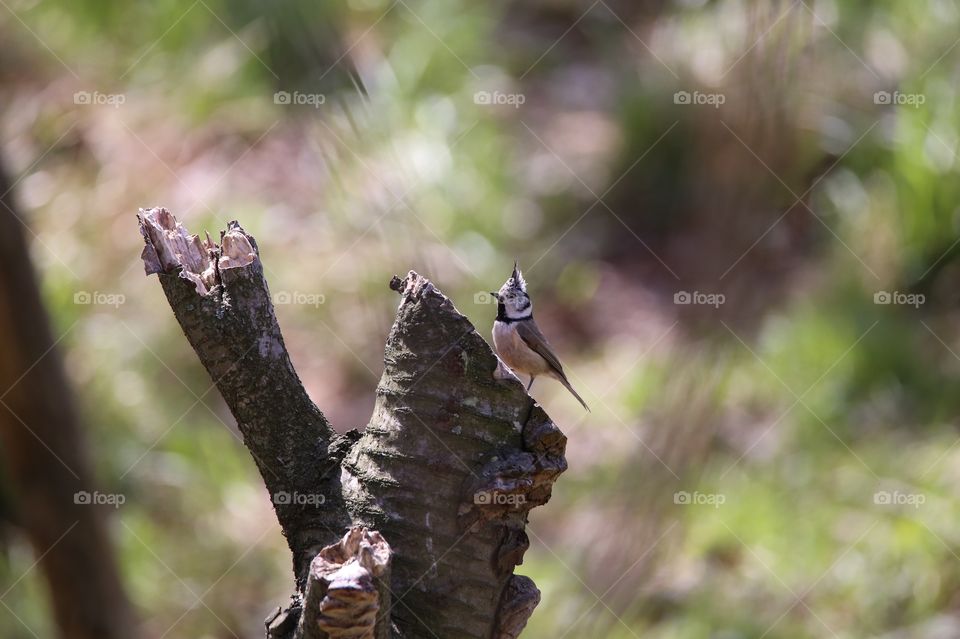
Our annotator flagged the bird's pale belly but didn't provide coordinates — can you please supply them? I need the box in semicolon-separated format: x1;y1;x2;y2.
493;321;551;376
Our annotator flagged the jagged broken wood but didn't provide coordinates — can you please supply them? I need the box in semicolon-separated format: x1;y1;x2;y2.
296;526;392;639
137;207;567;639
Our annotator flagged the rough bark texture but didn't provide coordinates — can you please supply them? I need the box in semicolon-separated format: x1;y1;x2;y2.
493;576;541;639
0;158;137;639
341;274;565;638
138;207;567;638
139;208;351;586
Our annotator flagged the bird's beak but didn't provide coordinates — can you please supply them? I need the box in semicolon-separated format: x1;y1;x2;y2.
512;260;520;281
490;292;500;300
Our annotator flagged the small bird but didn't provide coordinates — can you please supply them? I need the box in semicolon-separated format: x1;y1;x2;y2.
490;261;590;411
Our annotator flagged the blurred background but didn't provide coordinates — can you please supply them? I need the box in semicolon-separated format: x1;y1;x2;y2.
2;0;960;637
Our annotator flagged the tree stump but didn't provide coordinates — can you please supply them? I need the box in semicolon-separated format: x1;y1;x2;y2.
138;207;567;638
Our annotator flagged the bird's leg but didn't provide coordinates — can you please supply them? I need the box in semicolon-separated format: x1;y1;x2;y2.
527;376;535;391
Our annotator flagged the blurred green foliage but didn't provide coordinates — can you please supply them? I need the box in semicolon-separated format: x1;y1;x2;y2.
4;0;960;638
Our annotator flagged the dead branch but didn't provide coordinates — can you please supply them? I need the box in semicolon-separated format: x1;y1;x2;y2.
138;207;566;638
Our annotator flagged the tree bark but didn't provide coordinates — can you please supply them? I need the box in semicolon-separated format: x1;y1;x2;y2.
0;158;137;639
137;207;568;639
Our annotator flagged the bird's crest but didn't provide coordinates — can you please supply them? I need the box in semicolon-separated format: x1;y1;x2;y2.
509;260;527;293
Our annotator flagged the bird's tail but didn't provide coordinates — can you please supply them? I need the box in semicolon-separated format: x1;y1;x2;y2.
557;374;590;412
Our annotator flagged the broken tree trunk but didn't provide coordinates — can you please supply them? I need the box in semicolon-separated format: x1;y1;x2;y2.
137;207;567;639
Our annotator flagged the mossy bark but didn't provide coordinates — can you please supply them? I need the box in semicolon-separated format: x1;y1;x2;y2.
138;208;566;639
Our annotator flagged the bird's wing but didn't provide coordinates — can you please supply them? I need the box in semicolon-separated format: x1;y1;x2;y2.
516;320;566;379
517;319;590;411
